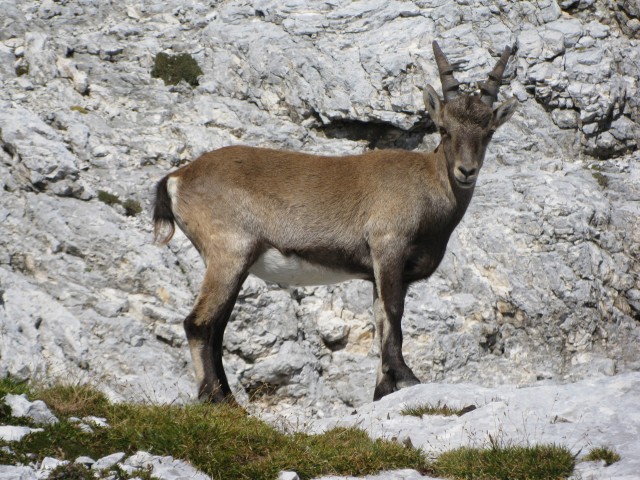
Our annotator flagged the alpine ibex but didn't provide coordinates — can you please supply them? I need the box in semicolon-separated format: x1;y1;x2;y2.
154;42;518;403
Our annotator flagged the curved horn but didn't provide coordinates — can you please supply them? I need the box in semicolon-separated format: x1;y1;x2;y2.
432;41;460;102
480;46;511;106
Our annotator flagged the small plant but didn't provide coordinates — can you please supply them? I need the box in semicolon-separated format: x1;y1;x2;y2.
47;463;93;480
591;171;609;188
97;190;120;206
401;401;472;417
97;190;142;217
151;52;203;87
0;445;17;464
583;446;621;466
70;105;89;114
15;61;29;77
122;199;143;217
0;402;11;422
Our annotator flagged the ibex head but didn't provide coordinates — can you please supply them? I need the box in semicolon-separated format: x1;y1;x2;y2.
424;41;518;190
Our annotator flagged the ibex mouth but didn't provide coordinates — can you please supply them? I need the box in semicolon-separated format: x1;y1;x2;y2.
454;176;476;189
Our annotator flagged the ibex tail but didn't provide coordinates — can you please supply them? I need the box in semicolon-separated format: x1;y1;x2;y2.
153;175;176;245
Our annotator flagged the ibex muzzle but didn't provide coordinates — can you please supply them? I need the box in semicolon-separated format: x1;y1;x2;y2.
153;41;518;404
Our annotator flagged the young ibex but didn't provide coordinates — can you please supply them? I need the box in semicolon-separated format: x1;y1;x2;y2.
154;41;518;403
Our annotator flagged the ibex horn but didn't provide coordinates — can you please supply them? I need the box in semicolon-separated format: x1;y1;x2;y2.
432;41;460;102
480;46;512;106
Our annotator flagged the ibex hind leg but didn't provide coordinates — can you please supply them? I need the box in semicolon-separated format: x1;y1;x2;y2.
184;238;252;404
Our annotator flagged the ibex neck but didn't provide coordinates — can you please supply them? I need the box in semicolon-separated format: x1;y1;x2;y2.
434;143;475;227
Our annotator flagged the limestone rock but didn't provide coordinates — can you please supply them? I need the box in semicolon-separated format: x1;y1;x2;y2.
124;451;210;480
0;426;44;442
37;458;68;477
3;394;58;425
91;452;125;471
0;466;36;480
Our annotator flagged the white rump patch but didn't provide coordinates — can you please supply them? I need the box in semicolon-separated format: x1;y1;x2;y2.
167;176;179;205
249;248;363;286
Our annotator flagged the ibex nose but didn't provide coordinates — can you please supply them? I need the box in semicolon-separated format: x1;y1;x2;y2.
457;166;477;179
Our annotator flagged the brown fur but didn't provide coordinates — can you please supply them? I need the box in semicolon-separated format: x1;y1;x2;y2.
153;43;518;403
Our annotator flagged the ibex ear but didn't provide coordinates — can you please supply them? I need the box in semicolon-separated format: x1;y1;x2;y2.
423;84;443;127
492;97;518;129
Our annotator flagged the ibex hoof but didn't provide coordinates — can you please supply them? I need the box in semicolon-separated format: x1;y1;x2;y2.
397;377;421;389
373;372;421;401
198;383;228;404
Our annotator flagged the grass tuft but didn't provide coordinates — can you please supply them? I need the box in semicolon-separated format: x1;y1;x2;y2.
34;384;110;418
0;376;32;399
15;62;29;77
591;171;609;188
97;190;142;217
97;190;120;206
122;198;143;217
401;401;470;417
433;443;575;480
583;446;621;466
70;105;89;114
151;52;203;87
47;463;93;480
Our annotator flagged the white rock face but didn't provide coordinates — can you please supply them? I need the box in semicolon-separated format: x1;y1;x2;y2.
305;373;640;480
0;0;638;418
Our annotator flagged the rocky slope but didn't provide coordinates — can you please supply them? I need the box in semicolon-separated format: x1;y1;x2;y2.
312;372;640;480
4;374;640;479
0;0;639;418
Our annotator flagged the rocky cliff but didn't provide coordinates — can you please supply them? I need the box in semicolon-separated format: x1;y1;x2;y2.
0;0;638;418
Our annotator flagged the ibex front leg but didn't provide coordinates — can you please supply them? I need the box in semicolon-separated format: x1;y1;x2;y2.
371;247;420;400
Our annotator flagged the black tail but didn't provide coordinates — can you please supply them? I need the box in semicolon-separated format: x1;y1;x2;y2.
153;175;176;244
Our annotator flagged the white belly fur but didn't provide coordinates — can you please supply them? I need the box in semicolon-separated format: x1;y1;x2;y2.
249;248;364;286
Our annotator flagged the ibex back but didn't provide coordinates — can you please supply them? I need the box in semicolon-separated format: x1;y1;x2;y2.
154;41;518;403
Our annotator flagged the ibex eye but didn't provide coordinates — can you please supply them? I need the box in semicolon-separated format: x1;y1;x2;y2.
439;127;448;136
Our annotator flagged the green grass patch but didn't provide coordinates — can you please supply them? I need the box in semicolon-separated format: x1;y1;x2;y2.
583;446;621;466
1;381;579;479
401;401;469;417
1;382;430;479
433;443;575;480
97;190;142;217
151;52;203;87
